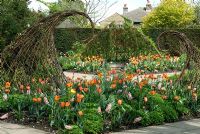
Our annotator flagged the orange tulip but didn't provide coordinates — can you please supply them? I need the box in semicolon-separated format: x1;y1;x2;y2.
20;85;24;90
78;111;83;116
65;101;70;107
148;74;157;79
37;88;42;93
92;79;97;85
32;98;38;103
132;60;139;65
66;82;73;88
79;86;83;91
76;98;82;103
149;90;156;95
37;98;42;103
5;82;11;88
118;79;123;84
5;89;10;94
110;69;117;74
162;73;169;80
166;54;171;60
40;80;45;85
26;85;31;90
77;94;84;99
97;73;103;78
111;84;117;89
162;95;168;100
174;96;180;101
97;88;102;94
139;79;148;89
112;80;117;84
76;93;84;103
83;88;88;92
39;78;43;83
54;95;60;102
126;74;135;81
60;102;65;108
117;99;122;105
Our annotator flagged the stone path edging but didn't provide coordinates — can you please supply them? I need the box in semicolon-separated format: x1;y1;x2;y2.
63;71;181;81
0;121;50;134
1;118;200;134
112;118;200;134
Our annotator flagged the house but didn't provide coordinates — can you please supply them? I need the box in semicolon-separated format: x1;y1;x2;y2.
99;0;152;28
98;13;125;28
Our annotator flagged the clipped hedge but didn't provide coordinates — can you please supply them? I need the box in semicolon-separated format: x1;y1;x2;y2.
54;28;200;61
144;28;200;48
55;28;154;61
54;28;98;53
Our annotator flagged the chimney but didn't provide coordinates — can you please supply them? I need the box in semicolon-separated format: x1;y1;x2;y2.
146;0;152;12
123;4;128;15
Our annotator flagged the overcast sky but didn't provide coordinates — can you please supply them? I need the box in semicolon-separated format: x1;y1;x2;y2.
29;0;161;16
105;0;160;17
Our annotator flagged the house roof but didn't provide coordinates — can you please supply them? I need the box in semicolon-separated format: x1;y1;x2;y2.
99;13;125;25
124;7;148;22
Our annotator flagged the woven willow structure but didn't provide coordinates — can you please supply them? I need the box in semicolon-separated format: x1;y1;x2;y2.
1;10;94;85
157;30;200;85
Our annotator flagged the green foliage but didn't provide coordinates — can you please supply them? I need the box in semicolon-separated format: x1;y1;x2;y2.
71;41;87;54
147;93;178;123
0;48;200;133
125;54;186;74
55;28;155;61
137;28;161;55
58;50;105;72
149;110;165;125
8;94;30;120
160;104;178;122
58;51;81;70
81;109;103;134
54;28;95;53
137;110;151;127
143;0;195;29
194;0;200;25
41;0;87;26
144;28;200;49
174;102;191;117
0;96;9;112
57;125;83;134
0;0;43;51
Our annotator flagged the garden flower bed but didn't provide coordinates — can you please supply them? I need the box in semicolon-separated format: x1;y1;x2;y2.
59;52;186;74
0;68;199;134
125;54;186;74
58;51;106;73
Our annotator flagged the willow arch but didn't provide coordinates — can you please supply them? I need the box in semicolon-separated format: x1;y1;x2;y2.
1;10;94;86
157;30;200;85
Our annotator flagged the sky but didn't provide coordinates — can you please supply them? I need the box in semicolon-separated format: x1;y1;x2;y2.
29;0;161;17
104;0;160;17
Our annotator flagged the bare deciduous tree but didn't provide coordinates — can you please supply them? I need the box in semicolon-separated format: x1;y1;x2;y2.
83;0;117;23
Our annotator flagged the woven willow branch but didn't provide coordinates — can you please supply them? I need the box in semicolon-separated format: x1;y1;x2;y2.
1;10;94;86
157;30;200;85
